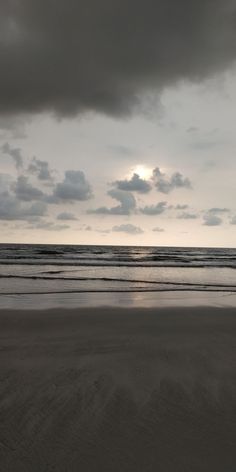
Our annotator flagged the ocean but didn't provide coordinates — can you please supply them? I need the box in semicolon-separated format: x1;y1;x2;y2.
0;243;236;309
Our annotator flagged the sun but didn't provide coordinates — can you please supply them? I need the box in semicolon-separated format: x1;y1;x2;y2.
131;165;152;180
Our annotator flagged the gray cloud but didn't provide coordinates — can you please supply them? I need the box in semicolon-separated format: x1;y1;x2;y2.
175;204;189;210
108;145;135;157
28;157;53;181
89;189;136;215
57;211;77;221
153;167;191;194
25;201;48;218
13;175;44;201
95;228;111;234
140;201;167;215
0;191;47;220
53;170;92;202
152;227;165;232
177;212;198;219
0;117;27;139
1;142;23;169
0;173;12;192
114;173;152;194
202;207;229;226
112;224;144;235
0;1;236;116
203;214;223;226
208;207;230;214
230;216;236;225
28;220;70;231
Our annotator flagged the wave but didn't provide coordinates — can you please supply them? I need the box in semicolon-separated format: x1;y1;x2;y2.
1;287;236;296
1;260;236;268
0;274;236;290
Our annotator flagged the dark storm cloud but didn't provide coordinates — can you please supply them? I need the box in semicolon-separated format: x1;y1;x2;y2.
1;1;236;116
114;173;152;194
140;201;167;215
112;224;144;235
53;170;92;202
89;189;136;215
1;142;23;169
153;167;192;194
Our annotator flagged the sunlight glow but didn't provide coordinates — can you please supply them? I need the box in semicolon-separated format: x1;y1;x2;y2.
131;164;152;180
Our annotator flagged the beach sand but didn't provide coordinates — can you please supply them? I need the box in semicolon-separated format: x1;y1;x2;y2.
0;306;236;471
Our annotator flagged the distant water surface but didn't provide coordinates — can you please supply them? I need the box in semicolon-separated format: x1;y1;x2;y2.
0;244;236;308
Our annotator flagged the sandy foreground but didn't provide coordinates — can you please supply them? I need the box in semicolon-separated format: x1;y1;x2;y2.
0;306;236;471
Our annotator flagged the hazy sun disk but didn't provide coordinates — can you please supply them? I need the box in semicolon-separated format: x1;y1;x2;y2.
131;165;152;179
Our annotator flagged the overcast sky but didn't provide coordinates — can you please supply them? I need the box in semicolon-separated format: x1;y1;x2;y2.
0;0;236;247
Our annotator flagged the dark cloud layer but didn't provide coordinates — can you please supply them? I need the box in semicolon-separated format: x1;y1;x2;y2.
1;1;236;116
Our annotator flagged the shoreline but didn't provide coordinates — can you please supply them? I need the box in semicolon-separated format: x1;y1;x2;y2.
1;304;236;470
1;289;236;310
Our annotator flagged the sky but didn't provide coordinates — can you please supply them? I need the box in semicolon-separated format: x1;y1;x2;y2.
0;0;236;247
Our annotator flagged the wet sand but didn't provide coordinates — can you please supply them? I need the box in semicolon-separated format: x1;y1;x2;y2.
0;306;236;471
